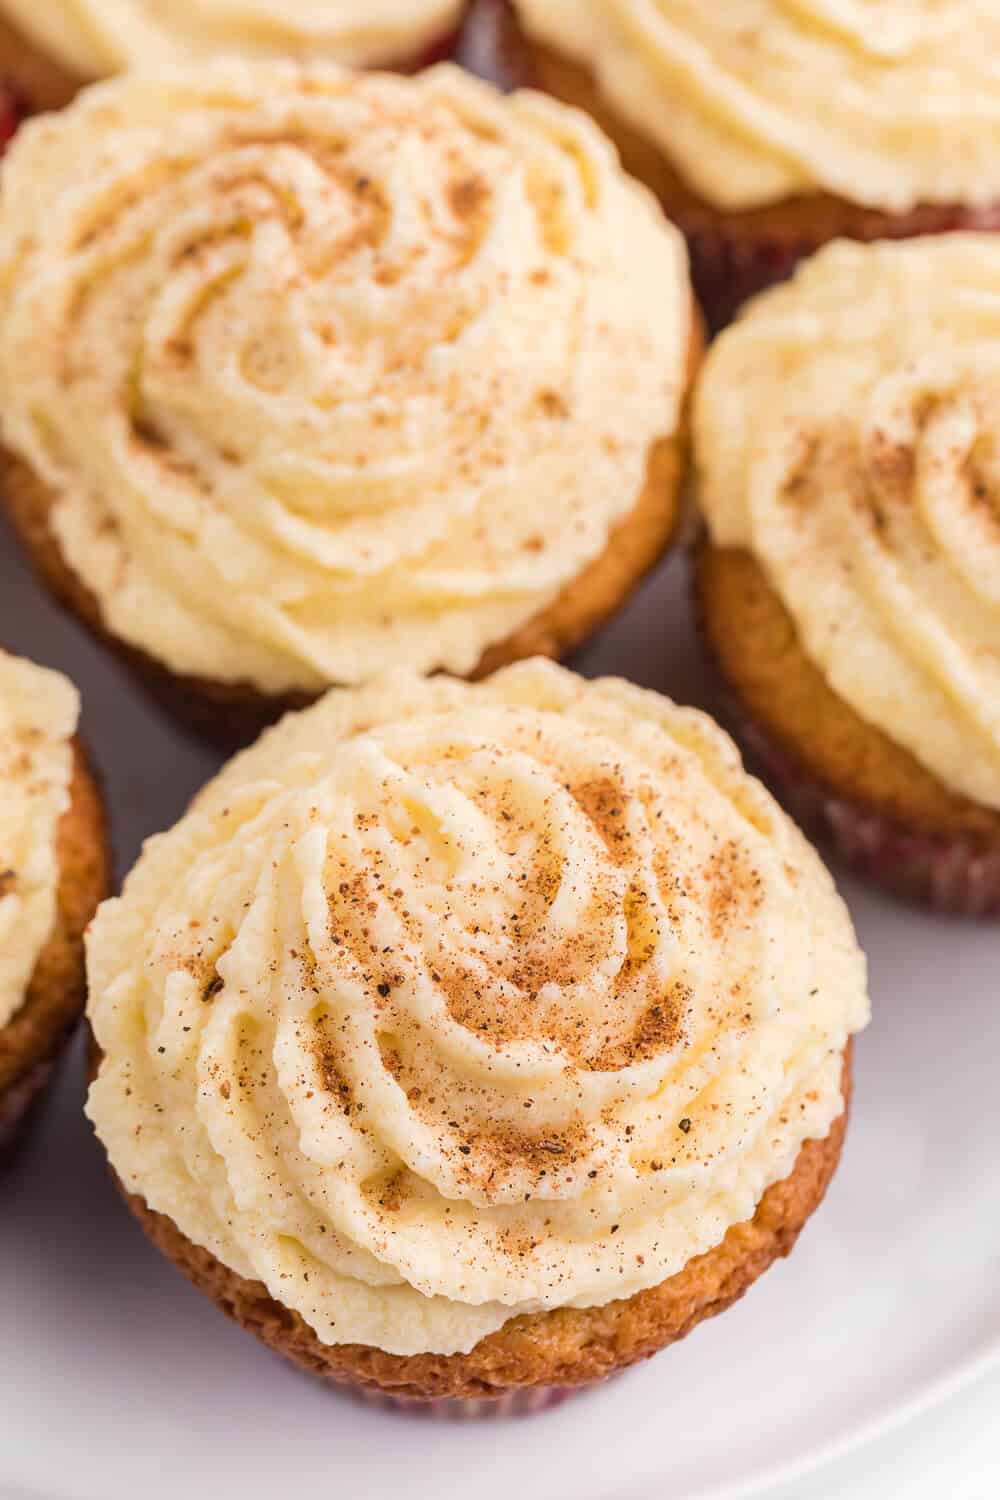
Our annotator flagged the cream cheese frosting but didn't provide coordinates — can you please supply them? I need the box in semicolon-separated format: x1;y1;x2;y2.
0;652;79;1030
0;60;692;696
513;0;1000;213
86;660;868;1357
695;234;1000;811
0;0;464;75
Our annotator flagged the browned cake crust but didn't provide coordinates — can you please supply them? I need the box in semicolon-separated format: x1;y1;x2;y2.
695;545;1000;846
480;0;1000;328
1;318;700;748
0;739;110;1162
109;1049;849;1402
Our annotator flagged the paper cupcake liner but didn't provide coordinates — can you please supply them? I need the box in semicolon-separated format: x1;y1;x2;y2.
344;1383;581;1420
732;704;1000;918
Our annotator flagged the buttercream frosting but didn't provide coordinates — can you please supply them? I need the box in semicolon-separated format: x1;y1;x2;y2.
0;60;691;695
87;660;868;1357
696;234;1000;811
0;652;79;1030
514;0;1000;213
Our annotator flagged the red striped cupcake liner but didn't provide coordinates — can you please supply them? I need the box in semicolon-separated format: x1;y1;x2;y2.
732;703;1000;919
344;1383;581;1420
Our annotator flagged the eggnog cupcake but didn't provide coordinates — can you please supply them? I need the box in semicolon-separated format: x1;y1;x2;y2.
0;1;468;112
498;0;1000;327
0;61;698;745
695;235;1000;915
0;650;109;1164
86;659;869;1413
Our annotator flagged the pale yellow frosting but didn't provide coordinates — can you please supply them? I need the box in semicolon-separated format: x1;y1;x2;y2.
0;653;79;1031
86;660;868;1357
0;0;463;75
696;235;1000;811
0;61;691;697
514;0;1000;213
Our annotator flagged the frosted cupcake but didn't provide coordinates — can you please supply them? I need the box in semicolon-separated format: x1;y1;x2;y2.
86;659;869;1414
0;61;699;744
695;235;1000;915
0;649;109;1164
0;1;468;112
498;0;1000;327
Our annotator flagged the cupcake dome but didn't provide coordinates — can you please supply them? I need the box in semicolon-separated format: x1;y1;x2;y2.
696;236;1000;813
695;235;1000;911
0;0;466;75
0;61;694;708
87;660;868;1381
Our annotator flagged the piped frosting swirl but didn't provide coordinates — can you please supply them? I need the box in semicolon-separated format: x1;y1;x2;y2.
514;0;1000;212
0;61;691;695
86;661;868;1357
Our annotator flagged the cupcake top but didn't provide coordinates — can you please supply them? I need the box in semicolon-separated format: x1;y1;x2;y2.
514;0;1000;213
696;235;1000;811
87;659;868;1357
0;0;463;75
0;651;79;1030
0;61;692;697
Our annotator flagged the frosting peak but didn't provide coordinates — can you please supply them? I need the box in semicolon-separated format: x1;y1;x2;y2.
0;61;691;695
87;661;868;1356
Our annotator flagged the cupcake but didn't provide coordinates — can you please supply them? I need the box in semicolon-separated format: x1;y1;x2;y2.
0;1;468;113
0;649;109;1164
694;235;1000;916
499;0;1000;328
0;61;699;746
86;659;869;1413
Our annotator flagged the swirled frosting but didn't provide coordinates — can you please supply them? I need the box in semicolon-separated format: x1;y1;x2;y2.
86;660;868;1357
0;652;78;1030
0;0;463;75
514;0;1000;212
696;235;1000;811
0;61;691;695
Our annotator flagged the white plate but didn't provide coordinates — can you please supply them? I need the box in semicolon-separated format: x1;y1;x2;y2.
3;537;999;1500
